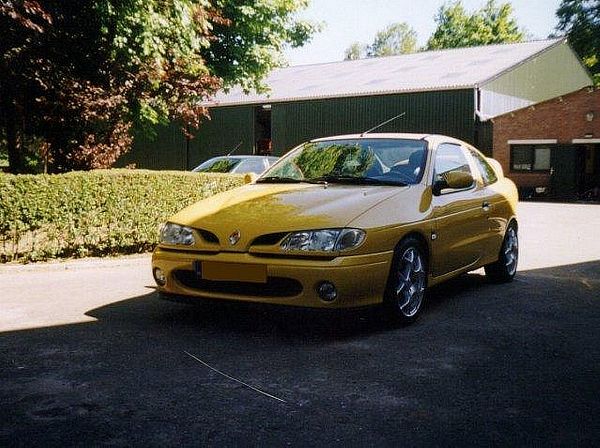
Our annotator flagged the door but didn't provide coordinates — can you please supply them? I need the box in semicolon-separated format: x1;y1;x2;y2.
431;143;488;277
550;146;578;200
254;106;272;155
467;147;504;256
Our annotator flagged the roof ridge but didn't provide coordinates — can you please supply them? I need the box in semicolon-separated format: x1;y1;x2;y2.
278;37;564;70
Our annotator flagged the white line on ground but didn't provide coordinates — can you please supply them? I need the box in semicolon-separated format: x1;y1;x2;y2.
183;351;287;403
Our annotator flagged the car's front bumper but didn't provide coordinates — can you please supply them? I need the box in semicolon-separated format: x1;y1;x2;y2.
151;247;393;308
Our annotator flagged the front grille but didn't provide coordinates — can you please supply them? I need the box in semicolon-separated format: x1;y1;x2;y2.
173;270;303;298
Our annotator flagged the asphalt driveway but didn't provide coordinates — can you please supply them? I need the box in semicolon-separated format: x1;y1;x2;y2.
1;202;599;446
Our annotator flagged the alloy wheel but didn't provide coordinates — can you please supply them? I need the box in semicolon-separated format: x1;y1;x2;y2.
395;246;426;317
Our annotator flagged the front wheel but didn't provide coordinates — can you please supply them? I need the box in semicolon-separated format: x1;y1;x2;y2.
485;223;518;283
383;237;428;324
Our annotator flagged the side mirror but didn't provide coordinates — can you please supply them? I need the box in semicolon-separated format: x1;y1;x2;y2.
433;171;474;195
446;171;474;189
244;172;258;184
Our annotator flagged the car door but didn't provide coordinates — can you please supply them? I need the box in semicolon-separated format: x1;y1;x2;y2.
466;147;505;258
430;143;489;277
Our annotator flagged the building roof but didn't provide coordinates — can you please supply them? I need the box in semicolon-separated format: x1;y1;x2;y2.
209;38;565;107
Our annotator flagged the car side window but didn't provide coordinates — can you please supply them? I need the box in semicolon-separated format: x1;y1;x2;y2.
235;159;267;174
434;143;473;185
469;149;498;185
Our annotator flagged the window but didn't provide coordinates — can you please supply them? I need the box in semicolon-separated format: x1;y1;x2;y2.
469;149;498;185
234;158;267;174
434;143;473;182
510;145;552;172
262;138;427;185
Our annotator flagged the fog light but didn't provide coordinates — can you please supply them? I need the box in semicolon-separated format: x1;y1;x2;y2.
317;281;337;302
153;267;166;286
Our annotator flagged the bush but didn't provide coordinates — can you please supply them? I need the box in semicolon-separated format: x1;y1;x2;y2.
0;169;245;262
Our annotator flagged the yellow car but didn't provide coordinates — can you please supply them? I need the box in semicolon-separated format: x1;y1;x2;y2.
152;133;518;324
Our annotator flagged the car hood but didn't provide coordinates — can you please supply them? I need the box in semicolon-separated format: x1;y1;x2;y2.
170;183;409;250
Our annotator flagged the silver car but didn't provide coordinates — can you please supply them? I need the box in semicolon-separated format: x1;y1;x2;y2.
192;155;279;175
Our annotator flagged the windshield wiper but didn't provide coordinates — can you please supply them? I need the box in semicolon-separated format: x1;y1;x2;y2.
311;175;407;186
256;176;327;185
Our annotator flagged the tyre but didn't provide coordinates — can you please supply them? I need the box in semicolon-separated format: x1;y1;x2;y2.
383;237;428;324
485;222;518;283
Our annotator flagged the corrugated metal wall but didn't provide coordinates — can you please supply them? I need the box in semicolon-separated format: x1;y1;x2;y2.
475;120;494;156
121;89;476;169
271;89;475;155
118;106;255;170
118;122;188;170
187;106;255;169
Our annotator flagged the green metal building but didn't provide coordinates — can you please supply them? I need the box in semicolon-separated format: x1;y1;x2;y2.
120;38;591;170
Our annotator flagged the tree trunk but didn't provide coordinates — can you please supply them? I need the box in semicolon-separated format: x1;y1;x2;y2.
1;82;24;173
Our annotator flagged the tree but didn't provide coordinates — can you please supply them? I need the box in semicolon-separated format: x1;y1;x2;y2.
204;0;320;93
344;22;418;60
367;22;418;57
427;0;524;50
0;0;318;173
555;0;600;83
344;42;367;60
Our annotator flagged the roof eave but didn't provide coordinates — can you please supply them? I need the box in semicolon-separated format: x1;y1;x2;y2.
203;84;476;108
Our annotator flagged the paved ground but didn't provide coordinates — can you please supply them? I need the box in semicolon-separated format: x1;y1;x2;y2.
0;202;599;446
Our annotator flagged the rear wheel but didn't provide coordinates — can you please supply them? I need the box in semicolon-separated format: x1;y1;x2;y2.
485;222;518;283
384;237;428;324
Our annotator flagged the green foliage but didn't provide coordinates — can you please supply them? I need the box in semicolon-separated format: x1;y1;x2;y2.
203;0;322;93
427;0;524;50
367;23;418;57
344;42;367;61
344;22;418;60
0;169;244;262
0;1;318;173
556;0;600;82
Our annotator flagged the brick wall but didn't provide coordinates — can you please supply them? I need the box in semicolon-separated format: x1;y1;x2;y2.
492;87;600;189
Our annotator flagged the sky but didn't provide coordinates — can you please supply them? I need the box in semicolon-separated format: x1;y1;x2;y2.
284;0;563;66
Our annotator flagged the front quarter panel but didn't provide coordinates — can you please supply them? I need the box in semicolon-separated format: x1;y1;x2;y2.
347;184;434;255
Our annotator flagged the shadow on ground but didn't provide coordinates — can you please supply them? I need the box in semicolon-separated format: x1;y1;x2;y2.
1;261;599;446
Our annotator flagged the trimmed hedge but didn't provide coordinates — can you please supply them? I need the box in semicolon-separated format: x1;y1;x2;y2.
0;169;244;262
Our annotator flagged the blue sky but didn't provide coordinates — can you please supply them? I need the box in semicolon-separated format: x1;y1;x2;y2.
285;0;563;66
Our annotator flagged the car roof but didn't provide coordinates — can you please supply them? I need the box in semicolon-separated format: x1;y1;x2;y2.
208;155;272;160
310;133;469;147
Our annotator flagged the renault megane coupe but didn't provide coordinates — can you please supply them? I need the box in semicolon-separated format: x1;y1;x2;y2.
152;134;518;324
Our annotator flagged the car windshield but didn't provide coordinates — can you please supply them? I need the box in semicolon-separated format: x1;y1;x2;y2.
258;138;427;186
193;158;241;173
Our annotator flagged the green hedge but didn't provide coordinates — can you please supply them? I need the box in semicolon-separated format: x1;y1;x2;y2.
0;169;245;262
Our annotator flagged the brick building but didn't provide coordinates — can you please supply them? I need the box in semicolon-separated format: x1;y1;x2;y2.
492;87;600;200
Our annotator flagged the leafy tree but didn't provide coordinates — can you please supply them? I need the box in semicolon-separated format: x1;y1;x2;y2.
344;42;367;60
367;22;418;57
555;0;600;83
344;22;418;60
427;0;524;50
0;0;318;173
204;0;320;93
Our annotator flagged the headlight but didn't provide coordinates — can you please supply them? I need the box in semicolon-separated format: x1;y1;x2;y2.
280;228;365;252
160;222;195;246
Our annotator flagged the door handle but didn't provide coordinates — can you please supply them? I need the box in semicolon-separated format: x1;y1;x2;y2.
482;201;490;211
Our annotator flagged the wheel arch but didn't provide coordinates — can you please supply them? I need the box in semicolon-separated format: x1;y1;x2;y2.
395;231;430;263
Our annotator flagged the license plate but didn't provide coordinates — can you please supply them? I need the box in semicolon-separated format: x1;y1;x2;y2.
201;261;267;283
